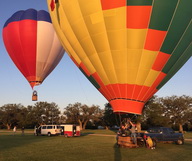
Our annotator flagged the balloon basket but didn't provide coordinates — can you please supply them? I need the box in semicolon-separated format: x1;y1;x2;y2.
32;90;38;101
117;136;144;148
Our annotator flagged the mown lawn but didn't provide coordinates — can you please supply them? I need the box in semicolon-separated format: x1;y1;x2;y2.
0;130;192;161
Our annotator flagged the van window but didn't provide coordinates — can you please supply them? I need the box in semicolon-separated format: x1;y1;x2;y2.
47;126;53;129
57;126;60;129
42;126;46;129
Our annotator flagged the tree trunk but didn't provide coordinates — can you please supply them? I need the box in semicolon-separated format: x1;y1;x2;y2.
105;126;109;130
179;123;183;133
7;124;11;130
136;122;141;132
78;120;83;131
82;120;88;130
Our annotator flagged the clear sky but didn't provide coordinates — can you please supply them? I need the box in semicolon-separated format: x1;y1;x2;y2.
1;0;192;111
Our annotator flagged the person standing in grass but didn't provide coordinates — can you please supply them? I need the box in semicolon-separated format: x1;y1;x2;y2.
21;127;25;136
13;126;16;135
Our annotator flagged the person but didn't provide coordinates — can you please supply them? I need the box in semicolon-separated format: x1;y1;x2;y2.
144;135;155;149
34;126;39;136
120;125;126;136
13;126;16;135
129;121;137;145
21;127;25;136
116;125;126;143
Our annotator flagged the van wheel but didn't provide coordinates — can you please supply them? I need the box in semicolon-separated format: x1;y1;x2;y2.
48;132;51;137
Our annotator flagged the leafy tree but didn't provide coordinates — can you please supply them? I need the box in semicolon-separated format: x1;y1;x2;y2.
141;96;170;129
64;102;102;130
0;104;25;129
16;106;29;128
25;105;37;128
31;102;61;125
160;95;192;132
102;103;119;129
64;103;80;124
58;115;67;124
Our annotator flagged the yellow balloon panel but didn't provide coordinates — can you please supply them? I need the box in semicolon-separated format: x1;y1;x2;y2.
144;70;160;87
51;4;82;65
111;50;127;83
127;29;147;49
59;0;119;85
103;7;126;30
107;30;127;50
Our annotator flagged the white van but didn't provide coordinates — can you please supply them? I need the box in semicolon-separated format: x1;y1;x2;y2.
35;125;61;136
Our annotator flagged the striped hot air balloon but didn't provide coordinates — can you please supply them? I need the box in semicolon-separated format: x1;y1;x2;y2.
2;9;64;100
47;0;192;114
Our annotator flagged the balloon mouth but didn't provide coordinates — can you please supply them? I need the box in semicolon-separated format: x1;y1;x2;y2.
29;81;42;89
110;99;145;115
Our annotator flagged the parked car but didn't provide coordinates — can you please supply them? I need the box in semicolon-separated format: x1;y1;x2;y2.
35;125;61;136
141;127;184;145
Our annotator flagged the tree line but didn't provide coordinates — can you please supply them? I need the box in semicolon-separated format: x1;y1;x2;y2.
0;95;192;132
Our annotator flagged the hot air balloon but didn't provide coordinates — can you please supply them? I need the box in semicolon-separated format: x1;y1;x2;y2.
2;9;64;101
47;0;192;114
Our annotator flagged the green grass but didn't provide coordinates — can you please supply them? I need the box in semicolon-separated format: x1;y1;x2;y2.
0;130;192;161
183;131;192;139
82;129;117;135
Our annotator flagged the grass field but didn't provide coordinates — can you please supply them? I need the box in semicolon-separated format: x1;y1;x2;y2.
0;130;192;161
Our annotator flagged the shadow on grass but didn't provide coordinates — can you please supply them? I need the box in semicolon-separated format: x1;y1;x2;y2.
113;143;122;161
112;129;122;161
80;132;94;137
0;133;52;152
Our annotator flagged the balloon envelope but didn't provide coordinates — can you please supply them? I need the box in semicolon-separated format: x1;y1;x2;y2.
2;9;64;88
47;0;192;114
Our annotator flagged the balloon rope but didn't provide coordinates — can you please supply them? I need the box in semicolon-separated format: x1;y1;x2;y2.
119;113;122;126
130;114;135;121
115;113;119;127
73;63;90;105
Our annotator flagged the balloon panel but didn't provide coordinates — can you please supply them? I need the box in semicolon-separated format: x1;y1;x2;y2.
2;9;64;88
47;0;192;114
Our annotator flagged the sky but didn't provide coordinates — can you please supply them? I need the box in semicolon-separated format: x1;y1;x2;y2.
0;0;192;111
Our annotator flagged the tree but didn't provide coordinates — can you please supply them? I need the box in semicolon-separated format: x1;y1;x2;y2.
64;102;102;130
102;103;120;130
31;102;61;125
160;95;192;132
25;105;37;128
141;96;170;129
0;104;25;129
16;106;29;128
64;103;80;124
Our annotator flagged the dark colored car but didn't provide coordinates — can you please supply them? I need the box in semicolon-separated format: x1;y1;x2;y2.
142;127;184;145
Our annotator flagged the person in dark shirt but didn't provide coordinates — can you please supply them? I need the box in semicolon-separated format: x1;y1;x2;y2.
21;127;25;136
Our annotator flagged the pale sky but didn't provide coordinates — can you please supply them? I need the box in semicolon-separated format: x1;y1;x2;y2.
1;0;192;111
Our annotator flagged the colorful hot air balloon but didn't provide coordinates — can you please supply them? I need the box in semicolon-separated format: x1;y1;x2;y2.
47;0;192;114
2;9;64;100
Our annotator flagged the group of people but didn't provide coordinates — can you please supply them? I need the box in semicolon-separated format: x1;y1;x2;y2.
117;120;137;144
13;126;25;136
